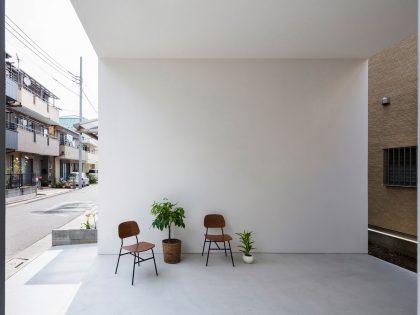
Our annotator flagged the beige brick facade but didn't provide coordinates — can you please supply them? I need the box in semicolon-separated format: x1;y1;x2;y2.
368;35;417;236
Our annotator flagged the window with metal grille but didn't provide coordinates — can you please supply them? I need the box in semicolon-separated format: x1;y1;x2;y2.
383;146;417;187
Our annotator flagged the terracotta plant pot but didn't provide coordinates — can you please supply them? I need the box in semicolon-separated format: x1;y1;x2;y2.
162;239;182;264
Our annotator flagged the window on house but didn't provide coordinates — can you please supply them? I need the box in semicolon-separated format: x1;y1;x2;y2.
384;146;417;187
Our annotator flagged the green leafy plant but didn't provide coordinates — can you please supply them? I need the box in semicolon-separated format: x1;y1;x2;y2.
87;173;97;184
52;179;65;188
150;198;186;242
236;230;256;256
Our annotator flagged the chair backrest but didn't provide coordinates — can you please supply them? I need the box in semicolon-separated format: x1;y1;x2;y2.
118;221;140;239
204;214;226;228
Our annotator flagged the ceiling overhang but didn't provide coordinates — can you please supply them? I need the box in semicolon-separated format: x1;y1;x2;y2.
71;0;417;59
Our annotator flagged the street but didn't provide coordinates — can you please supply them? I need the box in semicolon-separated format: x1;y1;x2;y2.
6;185;98;260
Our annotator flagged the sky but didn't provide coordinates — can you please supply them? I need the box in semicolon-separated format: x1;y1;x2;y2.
5;0;98;119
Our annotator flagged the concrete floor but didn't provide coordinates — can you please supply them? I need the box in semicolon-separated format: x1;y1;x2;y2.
6;244;417;315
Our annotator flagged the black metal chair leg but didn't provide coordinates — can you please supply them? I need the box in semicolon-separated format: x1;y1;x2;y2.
132;253;136;285
115;247;122;274
228;241;234;267
201;239;206;256
206;241;211;266
152;249;158;276
223;241;227;256
137;253;141;266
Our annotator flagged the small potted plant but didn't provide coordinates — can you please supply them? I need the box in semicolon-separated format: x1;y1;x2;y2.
236;230;256;264
151;198;186;264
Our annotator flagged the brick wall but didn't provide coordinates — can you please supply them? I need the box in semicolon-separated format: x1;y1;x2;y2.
368;34;417;236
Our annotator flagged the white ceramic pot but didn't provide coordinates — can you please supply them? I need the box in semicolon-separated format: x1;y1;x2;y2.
242;254;254;264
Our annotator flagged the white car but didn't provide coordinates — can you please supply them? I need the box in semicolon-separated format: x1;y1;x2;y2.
68;172;90;187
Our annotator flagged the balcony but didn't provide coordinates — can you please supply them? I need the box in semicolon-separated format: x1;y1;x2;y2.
59;144;81;160
59;141;98;164
6;128;18;151
17;127;59;156
82;136;98;147
6;75;18;102
85;151;98;164
20;88;60;123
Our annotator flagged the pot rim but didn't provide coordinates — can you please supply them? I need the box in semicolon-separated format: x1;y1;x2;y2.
162;238;182;244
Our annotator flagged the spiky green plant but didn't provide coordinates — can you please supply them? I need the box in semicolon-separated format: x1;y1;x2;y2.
236;230;256;256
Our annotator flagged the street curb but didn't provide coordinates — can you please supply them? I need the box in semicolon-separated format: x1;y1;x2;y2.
6;189;74;208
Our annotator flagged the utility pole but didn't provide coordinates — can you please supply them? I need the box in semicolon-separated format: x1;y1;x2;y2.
78;56;83;189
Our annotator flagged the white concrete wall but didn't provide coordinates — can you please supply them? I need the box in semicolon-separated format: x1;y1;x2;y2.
99;59;368;254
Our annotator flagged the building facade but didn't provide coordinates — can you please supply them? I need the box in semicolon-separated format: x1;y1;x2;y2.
56;119;98;180
5;56;60;187
5;58;99;189
368;34;417;237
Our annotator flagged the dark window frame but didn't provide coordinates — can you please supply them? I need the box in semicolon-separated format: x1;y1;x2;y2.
383;146;417;187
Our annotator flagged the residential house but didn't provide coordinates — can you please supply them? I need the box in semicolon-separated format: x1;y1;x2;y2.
5;55;60;188
57;115;98;180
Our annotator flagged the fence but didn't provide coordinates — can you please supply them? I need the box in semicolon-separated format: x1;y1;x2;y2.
5;173;36;189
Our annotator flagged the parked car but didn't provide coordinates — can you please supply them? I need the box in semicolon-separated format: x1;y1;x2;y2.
88;169;99;180
68;172;90;187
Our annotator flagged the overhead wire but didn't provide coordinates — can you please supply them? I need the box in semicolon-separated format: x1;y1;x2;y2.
6;15;78;79
83;91;98;114
6;16;98;116
6;27;77;83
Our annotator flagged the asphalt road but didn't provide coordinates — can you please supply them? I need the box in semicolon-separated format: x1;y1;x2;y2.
6;185;98;260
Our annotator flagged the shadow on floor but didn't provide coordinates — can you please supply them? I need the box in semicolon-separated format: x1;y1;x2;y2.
25;244;97;285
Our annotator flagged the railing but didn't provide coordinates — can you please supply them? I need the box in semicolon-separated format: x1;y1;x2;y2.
6;120;58;139
60;138;78;148
6;62;58;107
5;173;36;189
60;138;97;153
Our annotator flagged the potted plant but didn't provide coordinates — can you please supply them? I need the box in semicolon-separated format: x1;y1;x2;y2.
236;230;256;264
151;198;186;264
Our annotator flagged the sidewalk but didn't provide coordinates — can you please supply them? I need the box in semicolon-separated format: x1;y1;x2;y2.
6;212;86;279
6;187;73;207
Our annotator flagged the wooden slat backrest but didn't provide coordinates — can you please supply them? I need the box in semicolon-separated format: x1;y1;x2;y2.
204;214;226;228
118;221;140;239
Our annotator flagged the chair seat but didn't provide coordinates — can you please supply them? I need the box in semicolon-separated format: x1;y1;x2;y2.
205;234;232;242
122;242;155;252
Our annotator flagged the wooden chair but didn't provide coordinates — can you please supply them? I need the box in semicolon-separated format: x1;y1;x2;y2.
115;221;158;285
201;214;234;267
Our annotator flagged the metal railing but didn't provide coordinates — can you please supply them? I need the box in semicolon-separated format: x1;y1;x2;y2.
5;173;36;189
5;120;58;139
59;138;97;154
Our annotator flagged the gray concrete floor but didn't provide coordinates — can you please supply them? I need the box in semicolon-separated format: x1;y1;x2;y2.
7;244;415;315
6;185;98;259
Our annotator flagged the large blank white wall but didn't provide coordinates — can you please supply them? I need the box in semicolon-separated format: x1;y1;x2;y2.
99;59;367;254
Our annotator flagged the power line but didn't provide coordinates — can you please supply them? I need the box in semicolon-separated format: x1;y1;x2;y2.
6;26;77;83
5;17;98;117
82;82;98;103
6;15;78;79
83;90;98;114
6;36;83;115
53;78;79;96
